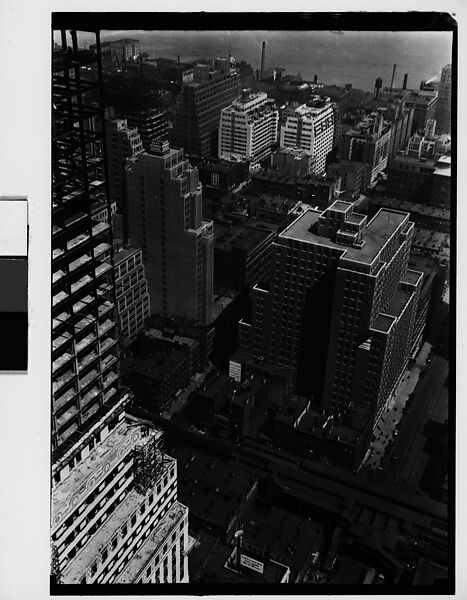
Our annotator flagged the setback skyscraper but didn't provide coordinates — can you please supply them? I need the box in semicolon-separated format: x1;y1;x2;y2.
239;200;421;428
126;140;214;325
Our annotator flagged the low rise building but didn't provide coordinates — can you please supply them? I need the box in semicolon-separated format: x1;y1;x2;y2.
249;170;340;208
327;160;371;197
196;371;267;442
406;119;451;160
271;396;373;470
123;341;192;413
386;154;437;202
177;451;258;542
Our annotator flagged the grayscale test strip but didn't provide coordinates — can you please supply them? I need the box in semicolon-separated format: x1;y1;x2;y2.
0;197;28;371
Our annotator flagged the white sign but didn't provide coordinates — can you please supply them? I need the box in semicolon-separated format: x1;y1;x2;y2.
229;360;243;383
240;554;264;574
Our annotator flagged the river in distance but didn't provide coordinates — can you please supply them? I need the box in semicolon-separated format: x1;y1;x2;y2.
100;29;452;92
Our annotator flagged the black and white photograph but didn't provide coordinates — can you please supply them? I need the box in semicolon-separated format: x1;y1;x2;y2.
0;6;460;599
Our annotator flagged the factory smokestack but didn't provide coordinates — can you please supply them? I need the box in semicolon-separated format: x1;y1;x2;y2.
402;73;408;90
390;63;397;92
260;41;266;81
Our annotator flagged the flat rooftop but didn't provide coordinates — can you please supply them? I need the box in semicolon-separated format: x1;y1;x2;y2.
52;422;162;528
371;313;396;333
386;290;411;319
281;208;409;266
114;243;140;263
330;200;352;212
401;269;424;286
214;220;276;253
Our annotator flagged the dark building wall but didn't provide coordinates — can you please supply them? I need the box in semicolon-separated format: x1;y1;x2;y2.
386;157;435;202
171;73;239;157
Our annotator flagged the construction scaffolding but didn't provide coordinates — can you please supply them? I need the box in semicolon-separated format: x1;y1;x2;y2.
132;434;171;495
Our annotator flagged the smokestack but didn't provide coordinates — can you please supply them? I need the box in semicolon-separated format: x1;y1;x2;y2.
260;41;266;81
402;73;408;90
314;74;318;84
390;63;397;92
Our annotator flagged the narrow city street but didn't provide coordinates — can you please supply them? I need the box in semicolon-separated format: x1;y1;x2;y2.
363;342;433;470
161;370;208;420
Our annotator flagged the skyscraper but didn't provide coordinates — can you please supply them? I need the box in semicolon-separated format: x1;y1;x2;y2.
105;117;143;232
52;29;189;585
126;140;214;325
218;89;279;165
280;98;335;175
239;200;421;426
435;64;451;135
52;30;130;470
171;59;239;157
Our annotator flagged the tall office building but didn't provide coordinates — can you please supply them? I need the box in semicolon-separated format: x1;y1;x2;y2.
280;98;335;175
171;58;239;157
52;29;189;585
435;64;451;135
219;89;279;165
105;117;143;218
239;200;421;425
126;140;214;325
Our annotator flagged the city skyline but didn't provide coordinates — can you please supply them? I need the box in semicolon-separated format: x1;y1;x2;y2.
0;10;457;597
50;18;453;590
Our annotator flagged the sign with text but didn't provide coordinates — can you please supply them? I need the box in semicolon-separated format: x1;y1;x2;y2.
229;360;243;383
240;554;264;574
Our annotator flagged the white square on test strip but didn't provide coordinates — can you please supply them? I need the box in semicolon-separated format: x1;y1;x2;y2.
0;198;27;256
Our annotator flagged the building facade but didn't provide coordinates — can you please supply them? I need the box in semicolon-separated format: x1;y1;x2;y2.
105;117;144;216
238;201;421;428
113;241;151;347
280;98;335;175
404;90;438;134
386;154;437;202
406;118;451;160
339;112;392;183
126;140;214;325
171;59;239;157
52;30;189;585
219;89;279;165
51;420;189;584
435;64;451;135
125;107;169;152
